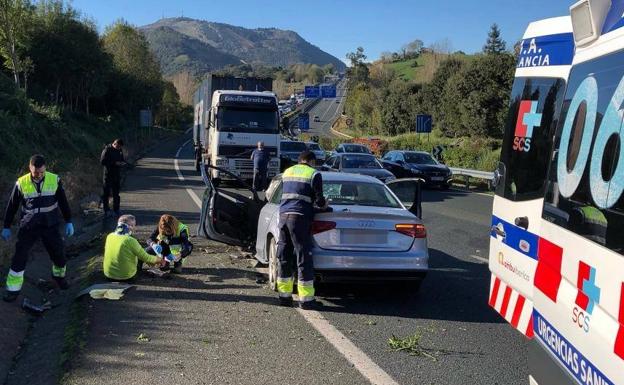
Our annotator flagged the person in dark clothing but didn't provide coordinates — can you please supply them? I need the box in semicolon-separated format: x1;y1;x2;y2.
1;154;74;302
276;150;327;310
100;138;126;216
145;214;193;274
250;141;270;191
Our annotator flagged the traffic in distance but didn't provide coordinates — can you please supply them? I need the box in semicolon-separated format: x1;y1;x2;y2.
192;1;624;384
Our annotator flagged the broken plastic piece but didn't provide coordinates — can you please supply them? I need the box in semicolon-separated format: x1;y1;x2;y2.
22;298;52;315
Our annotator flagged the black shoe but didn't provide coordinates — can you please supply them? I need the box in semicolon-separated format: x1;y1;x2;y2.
278;296;293;307
298;300;321;310
3;290;19;302
172;261;183;274
160;263;171;272
53;276;69;290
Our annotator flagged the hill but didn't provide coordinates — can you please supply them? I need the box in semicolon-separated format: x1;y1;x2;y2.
141;18;346;77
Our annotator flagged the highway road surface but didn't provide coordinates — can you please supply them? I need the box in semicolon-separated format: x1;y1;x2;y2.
64;133;530;385
305;80;348;138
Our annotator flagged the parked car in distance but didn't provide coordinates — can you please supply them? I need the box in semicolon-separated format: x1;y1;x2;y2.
280;140;308;163
322;153;395;183
334;143;372;154
306;141;326;162
381;151;452;188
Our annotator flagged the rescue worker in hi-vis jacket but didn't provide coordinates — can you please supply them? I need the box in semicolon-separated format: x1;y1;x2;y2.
2;154;74;302
276;150;327;310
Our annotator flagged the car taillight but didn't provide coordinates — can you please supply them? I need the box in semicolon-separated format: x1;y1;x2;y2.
311;221;336;235
395;224;426;238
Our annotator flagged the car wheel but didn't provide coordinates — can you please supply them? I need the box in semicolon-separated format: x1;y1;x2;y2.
268;237;278;292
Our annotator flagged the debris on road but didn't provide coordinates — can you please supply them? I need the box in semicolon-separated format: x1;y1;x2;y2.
387;333;437;361
21;298;53;315
137;333;150;342
365;320;377;326
76;283;134;300
255;274;267;284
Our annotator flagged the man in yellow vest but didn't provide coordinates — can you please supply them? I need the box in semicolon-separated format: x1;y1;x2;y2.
2;155;74;302
277;151;327;309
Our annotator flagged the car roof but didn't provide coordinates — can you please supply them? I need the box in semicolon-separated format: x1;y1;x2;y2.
336;152;375;157
401;150;430;155
274;171;383;185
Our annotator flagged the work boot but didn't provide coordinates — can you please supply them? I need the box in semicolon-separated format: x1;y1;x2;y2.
3;290;19;302
172;261;183;274
298;300;321;311
278;296;293;307
160;263;171;272
53;276;69;290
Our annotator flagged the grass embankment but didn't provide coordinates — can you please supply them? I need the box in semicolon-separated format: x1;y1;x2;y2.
312;116;501;172
384;53;474;83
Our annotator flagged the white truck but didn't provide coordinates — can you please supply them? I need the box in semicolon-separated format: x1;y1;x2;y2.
193;75;280;182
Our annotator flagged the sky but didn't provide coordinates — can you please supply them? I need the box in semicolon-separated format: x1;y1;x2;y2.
72;0;574;63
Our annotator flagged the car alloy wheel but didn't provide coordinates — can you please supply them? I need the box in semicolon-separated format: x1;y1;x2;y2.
268;237;278;291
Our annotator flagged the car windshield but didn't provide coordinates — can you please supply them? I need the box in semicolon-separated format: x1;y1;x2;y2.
281;141;307;152
217;108;279;134
324;182;401;208
342;145;369;153
307;143;322;151
404;152;438;165
342;155;381;169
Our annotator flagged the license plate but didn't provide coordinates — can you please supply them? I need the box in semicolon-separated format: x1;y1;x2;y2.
431;176;445;181
341;230;387;244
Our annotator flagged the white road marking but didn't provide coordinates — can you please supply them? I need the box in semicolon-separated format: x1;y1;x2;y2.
174;139;399;385
469;254;489;264
174;139;203;208
297;309;399;385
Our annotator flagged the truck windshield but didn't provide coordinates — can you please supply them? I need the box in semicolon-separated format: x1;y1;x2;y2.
496;77;566;202
217;107;278;134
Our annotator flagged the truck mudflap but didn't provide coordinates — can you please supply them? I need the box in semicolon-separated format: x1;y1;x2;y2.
528;339;577;385
489;273;534;338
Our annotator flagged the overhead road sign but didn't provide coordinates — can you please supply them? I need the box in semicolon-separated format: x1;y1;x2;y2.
320;84;337;98
304;86;320;98
298;113;310;132
416;114;432;133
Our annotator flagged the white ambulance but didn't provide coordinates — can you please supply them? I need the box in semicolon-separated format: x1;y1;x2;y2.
490;1;624;384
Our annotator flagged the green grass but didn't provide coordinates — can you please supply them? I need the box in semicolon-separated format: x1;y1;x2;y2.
387;333;437;360
385;53;475;84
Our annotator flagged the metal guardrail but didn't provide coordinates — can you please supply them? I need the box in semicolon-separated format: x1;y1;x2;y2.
449;167;495;189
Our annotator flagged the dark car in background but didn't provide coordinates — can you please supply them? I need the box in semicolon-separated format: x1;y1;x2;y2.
306;141;326;162
334;143;372;154
381;151;452;188
322;153;395;183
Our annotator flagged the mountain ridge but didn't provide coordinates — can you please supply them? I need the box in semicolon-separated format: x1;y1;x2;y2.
141;17;346;77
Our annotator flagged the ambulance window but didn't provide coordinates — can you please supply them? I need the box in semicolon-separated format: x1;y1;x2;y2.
543;50;624;254
497;77;566;201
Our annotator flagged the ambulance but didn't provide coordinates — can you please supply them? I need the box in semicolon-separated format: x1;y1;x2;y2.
489;1;624;384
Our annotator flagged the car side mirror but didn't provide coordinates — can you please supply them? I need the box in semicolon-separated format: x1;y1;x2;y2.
385;178;424;219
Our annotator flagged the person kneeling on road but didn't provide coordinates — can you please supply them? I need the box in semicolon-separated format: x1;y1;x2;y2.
103;214;162;282
145;214;192;274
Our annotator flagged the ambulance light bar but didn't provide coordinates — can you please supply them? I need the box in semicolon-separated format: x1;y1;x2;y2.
570;0;610;47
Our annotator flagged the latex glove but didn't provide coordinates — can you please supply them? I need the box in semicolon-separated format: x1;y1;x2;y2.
1;228;11;241
65;223;75;237
152;244;163;255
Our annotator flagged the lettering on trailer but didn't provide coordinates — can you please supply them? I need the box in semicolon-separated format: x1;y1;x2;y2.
516;33;575;69
572;262;601;333
221;95;275;105
534;311;614;385
512;100;542;152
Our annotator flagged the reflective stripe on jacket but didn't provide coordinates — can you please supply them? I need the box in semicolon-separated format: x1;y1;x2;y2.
156;222;189;257
17;172;60;223
279;164;316;217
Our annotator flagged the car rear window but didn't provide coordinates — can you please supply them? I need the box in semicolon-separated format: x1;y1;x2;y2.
404;153;437;165
343;145;370;153
342;155;381;169
323;182;401;208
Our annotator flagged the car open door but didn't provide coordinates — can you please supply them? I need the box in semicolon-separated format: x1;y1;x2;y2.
199;166;265;249
385;178;424;218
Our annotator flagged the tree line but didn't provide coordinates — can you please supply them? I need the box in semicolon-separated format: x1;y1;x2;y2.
344;24;516;138
0;0;189;128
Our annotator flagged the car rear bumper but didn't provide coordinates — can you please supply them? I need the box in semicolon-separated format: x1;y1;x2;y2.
315;269;427;283
311;247;429;275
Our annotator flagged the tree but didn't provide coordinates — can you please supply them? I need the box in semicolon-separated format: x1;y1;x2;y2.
346;47;369;84
346;46;366;67
103;20;163;117
403;39;424;59
483;23;507;54
0;0;34;88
